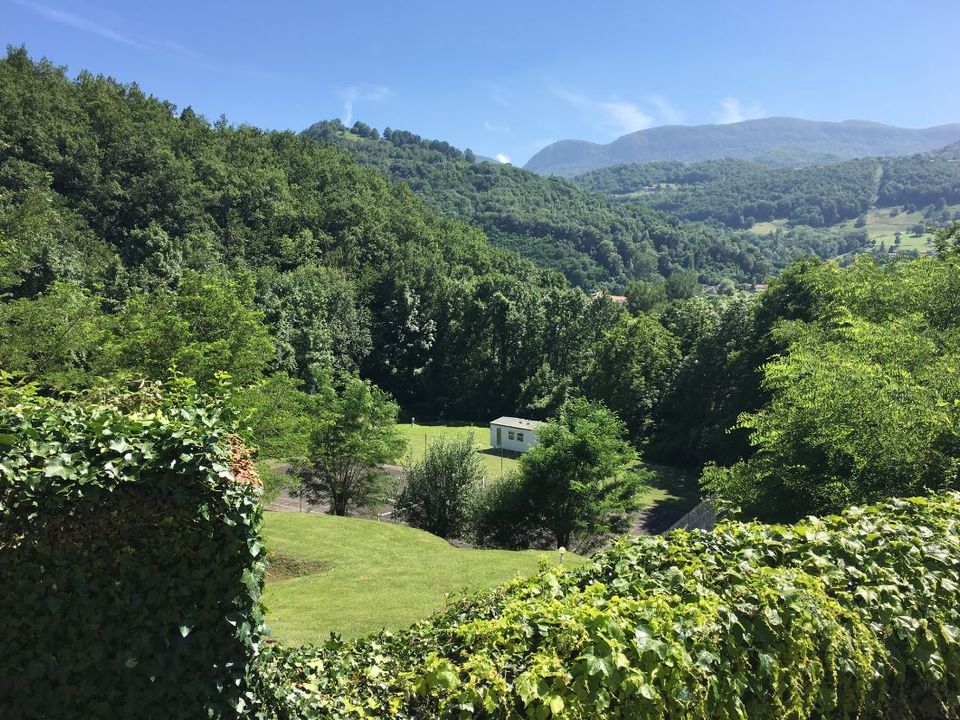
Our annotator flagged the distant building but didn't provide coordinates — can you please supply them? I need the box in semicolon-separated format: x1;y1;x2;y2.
489;416;543;453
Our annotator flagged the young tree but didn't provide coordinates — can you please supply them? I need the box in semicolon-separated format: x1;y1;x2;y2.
395;434;484;538
297;376;406;516
518;397;648;549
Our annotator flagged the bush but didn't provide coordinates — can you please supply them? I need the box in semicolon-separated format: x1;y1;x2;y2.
394;434;484;539
470;471;541;549
0;379;267;718
255;492;960;719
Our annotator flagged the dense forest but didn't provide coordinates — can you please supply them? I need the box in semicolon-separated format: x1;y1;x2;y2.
304;120;870;288
574;151;960;229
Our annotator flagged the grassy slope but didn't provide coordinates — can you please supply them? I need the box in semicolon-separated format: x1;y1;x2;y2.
396;421;519;479
262;511;574;644
749;203;960;252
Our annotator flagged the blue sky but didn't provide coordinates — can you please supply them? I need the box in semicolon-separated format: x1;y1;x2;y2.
4;0;959;165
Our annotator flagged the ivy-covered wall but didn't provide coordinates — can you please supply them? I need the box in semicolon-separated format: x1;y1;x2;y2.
0;381;267;719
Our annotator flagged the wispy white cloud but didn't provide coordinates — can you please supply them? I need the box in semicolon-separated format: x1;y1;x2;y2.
483;120;511;134
495;153;511;164
552;86;655;135
10;0;285;81
647;95;685;125
339;84;392;125
12;0;145;47
716;97;766;124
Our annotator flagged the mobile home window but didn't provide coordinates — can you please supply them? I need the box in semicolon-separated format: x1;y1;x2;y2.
508;431;515;440
517;433;524;442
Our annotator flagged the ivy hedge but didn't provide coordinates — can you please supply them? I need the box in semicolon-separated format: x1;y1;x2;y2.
0;380;267;719
254;492;960;719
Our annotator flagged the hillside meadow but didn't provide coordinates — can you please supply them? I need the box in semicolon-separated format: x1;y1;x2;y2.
261;511;576;644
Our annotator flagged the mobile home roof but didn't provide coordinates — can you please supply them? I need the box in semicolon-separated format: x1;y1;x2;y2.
490;416;543;431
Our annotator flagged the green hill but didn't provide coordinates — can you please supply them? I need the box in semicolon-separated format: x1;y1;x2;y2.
525;117;960;177
574;151;960;235
303;120;871;288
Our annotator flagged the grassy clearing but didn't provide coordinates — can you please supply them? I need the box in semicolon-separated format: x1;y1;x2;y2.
749;204;960;253
748;219;789;235
397;421;519;479
262;511;575;644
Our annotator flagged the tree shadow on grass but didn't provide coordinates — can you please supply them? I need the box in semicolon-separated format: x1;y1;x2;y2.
633;464;702;535
477;447;523;461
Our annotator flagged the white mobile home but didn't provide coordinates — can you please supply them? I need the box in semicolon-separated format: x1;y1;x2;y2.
489;416;543;454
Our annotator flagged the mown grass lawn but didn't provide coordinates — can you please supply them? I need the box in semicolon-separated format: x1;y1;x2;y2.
262;510;576;645
397;421;519;480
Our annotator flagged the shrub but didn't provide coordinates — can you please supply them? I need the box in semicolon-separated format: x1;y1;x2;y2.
469;471;539;549
395;434;484;539
0;379;267;719
255;492;960;719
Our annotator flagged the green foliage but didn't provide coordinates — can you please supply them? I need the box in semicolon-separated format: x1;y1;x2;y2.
664;269;699;300
297;376;406;516
104;270;276;388
704;256;960;521
395;433;485;539
254;492;960;719
513;398;648;549
0;280;106;388
233;372;314;461
470;470;539;549
934;220;960;258
575;151;960;231
624;278;667;314
581;314;680;443
0;378;266;718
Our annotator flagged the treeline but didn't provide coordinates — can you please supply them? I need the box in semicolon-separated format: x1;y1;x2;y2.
575;153;960;229
703;233;960;521
305;120;868;287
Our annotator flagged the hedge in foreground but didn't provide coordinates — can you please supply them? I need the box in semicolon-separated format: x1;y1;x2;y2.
0;380;267;719
255;492;960;719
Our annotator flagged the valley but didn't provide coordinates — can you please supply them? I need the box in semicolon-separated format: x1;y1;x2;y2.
3;6;960;714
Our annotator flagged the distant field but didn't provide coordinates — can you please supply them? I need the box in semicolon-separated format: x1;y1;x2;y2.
748;204;959;254
262;511;576;644
397;421;519;479
835;205;960;251
748;219;789;235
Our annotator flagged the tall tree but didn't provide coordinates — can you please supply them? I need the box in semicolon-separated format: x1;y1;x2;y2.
517;397;648;549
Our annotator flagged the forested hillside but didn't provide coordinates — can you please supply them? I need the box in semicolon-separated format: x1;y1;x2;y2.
574;152;960;230
0;48;600;419
303;120;870;288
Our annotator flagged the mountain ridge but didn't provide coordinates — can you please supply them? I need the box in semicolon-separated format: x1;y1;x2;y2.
525;117;960;177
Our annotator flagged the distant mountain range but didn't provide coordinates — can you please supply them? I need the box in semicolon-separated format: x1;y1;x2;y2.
524;118;960;177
